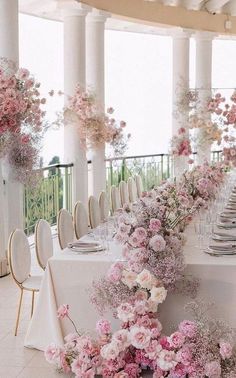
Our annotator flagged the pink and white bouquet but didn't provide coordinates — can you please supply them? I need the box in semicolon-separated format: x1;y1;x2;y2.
65;85;130;156
171;127;192;157
0;58;47;184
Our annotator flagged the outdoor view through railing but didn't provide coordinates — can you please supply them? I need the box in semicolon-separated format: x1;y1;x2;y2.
23;151;222;235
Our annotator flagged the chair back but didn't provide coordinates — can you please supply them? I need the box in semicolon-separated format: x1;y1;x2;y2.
110;185;121;213
57;209;74;249
74;201;88;239
128;177;138;203
99;191;110;221
88;196;101;229
119;180;129;206
8;229;31;285
135;174;143;198
35;219;53;270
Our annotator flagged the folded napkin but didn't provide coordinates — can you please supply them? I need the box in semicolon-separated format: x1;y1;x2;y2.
209;243;236;251
68;241;100;248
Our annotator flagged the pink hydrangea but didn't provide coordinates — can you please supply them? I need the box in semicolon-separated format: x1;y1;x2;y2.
96;319;111;335
57;304;69;319
178;320;197;338
149;218;161;232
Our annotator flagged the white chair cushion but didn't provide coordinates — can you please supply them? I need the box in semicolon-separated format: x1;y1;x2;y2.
74;201;88;239
22;275;42;290
128;177;138;203
119;181;129;206
57;209;74;249
89;196;101;229
35;219;53;269
111;186;121;213
9;229;31;284
99;191;110;221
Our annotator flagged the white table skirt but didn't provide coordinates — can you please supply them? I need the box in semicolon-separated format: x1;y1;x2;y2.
25;224;236;351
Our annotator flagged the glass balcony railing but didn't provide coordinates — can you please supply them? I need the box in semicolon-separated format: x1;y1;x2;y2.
23;163;73;235
23;150;222;235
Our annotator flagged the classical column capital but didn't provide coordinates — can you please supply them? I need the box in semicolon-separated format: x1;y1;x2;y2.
58;0;91;18
170;28;192;40
86;8;110;23
194;30;217;41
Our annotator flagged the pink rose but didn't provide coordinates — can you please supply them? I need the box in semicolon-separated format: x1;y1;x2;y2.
219;341;232;359
96;319;111;335
168;332;185;348
130;326;151;349
149;235;166;252
112;329;130;351
178;320;197;338
176;345;193;366
157;349;177;371
145;339;162;359
129;233;142;247
100;341;120;360
134;227;147;241
57;304;69;319
149;218;161;232
205;361;221;378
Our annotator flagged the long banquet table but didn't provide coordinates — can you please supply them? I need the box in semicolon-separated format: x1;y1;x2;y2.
25;222;236;351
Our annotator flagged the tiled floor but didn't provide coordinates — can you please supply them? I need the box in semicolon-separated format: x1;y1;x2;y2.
0;233;72;378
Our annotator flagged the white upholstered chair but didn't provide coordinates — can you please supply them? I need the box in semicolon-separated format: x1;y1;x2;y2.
57;209;74;249
73;201;89;239
99;191;110;221
88;196;101;229
128;177;138;203
119;180;129;206
8;229;42;336
110;185;121;214
35;219;53;270
135;174;144;198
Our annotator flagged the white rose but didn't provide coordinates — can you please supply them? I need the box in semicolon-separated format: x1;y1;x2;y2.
130;326;151;349
150;286;167;304
121;269;137;289
157;350;177;371
136;269;154;290
100;341;120;360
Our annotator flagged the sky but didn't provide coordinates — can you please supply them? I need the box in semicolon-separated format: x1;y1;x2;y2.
19;14;236;166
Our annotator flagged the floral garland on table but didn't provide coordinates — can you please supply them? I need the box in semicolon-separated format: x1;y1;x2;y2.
64;85;131;156
45;163;236;377
0;58;47;185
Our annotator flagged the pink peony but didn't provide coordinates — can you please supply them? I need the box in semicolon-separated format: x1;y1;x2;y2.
149;218;161;232
149;235;166;252
168;332;185;348
219;341;232;359
96;319;111;335
121;269;137;289
205;361;221;378
130;326;151;349
178;320;197;338
136;268;156;290
57;304;69;319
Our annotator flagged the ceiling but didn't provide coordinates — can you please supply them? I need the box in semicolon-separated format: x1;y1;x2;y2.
19;0;236;37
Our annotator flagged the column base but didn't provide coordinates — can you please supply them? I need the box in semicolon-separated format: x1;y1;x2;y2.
0;257;9;277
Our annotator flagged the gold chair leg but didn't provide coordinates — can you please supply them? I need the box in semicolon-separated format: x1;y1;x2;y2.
15;289;23;336
31;290;35;318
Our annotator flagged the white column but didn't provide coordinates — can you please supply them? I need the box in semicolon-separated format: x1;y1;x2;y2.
0;0;23;275
63;5;89;207
86;10;108;197
195;32;213;164
172;31;190;178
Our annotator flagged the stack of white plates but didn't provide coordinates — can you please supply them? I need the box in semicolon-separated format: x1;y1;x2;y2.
68;241;104;253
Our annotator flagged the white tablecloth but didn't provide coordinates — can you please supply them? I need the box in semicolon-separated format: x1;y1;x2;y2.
25;225;236;351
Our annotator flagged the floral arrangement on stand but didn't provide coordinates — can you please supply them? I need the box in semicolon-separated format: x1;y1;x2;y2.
0;58;47;184
45;163;236;377
65;85;131;156
170;127;192;159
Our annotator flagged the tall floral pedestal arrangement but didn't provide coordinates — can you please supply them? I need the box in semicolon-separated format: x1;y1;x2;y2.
0;60;47;278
